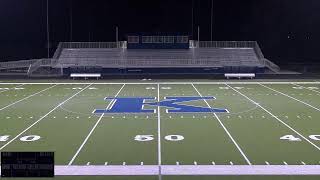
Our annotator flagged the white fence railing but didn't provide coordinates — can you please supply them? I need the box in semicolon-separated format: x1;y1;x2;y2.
53;41;127;59
27;59;58;75
0;59;39;69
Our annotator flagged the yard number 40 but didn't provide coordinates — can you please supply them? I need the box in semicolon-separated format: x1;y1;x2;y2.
280;135;320;142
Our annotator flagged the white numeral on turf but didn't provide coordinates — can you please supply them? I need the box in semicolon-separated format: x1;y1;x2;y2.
309;135;320;141
164;135;184;141
280;135;301;142
0;135;10;142
20;135;41;142
0;135;41;142
134;135;154;142
134;135;184;142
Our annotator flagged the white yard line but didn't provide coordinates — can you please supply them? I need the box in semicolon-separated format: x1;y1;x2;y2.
0;84;25;93
0;84;92;151
157;83;162;180
292;83;320;94
0;84;57;111
225;83;320;151
259;83;320;112
191;83;252;165
0;82;320;85
68;84;126;165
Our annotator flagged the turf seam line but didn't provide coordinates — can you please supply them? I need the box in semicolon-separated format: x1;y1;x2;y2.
68;84;126;165
0;84;92;151
226;83;320;151
191;83;252;165
259;83;320;112
0;84;57;111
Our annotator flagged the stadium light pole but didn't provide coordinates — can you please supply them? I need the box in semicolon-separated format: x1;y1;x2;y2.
69;0;73;42
197;26;200;47
46;0;50;58
210;0;213;41
191;0;194;39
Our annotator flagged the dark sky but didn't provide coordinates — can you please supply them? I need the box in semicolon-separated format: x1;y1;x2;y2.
0;0;320;64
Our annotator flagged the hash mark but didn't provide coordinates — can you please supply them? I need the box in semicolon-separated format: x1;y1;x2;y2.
301;161;306;165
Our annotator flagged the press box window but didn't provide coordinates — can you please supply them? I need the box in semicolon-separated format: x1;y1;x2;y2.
142;36;153;43
128;36;139;43
176;36;189;43
164;36;174;43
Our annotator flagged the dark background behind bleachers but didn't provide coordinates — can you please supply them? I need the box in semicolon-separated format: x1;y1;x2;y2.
0;0;320;64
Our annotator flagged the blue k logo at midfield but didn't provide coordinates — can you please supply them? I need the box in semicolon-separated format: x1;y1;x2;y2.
94;96;228;114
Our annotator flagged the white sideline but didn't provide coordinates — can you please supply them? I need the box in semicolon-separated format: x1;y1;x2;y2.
2;165;320;176
191;84;252;165
68;84;126;165
292;83;320;94
225;83;320;151
259;83;320;112
0;84;25;93
0;81;320;85
0;84;57;111
0;84;92;151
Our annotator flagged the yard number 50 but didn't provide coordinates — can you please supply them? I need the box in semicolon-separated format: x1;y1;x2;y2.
134;135;184;142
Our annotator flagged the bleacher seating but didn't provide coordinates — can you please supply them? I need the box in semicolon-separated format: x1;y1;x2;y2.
57;47;262;68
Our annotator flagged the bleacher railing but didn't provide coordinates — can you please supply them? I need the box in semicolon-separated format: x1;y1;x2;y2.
0;59;40;69
53;41;126;59
198;41;257;48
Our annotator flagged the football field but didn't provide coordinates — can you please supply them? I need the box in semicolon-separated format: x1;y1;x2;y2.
0;80;320;180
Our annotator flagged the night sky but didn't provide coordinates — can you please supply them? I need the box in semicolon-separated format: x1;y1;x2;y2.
0;0;320;64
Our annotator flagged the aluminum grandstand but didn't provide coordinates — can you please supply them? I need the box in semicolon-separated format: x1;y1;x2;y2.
0;39;280;77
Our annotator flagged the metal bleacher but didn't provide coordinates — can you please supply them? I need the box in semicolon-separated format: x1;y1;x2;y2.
0;41;280;76
56;41;267;69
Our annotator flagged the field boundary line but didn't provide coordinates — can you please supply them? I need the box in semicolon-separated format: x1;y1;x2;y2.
0;84;92;151
259;83;320;112
0;84;57;111
0;84;25;94
68;84;126;165
226;83;320;151
0;82;320;85
191;83;252;165
292;83;320;94
2;165;320;175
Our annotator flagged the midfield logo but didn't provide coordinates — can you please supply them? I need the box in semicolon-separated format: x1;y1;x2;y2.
93;96;228;114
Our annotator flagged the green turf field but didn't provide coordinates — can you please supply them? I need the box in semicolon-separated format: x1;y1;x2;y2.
0;80;320;180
